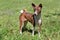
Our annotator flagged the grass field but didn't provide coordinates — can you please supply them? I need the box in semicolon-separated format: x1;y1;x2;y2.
0;0;60;40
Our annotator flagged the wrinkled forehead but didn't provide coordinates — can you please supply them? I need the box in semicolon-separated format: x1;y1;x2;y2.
34;6;41;10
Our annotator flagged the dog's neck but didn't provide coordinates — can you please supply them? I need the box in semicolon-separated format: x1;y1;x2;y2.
33;12;41;26
36;13;41;20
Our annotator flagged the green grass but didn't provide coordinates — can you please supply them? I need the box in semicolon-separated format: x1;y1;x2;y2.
0;0;60;40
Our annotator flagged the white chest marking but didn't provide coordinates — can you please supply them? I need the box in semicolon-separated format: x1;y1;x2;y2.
38;19;41;25
35;18;41;25
35;15;41;25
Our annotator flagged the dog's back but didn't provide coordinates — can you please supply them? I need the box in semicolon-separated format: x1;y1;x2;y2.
19;9;34;24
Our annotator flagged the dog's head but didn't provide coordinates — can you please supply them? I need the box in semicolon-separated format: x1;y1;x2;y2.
32;3;42;15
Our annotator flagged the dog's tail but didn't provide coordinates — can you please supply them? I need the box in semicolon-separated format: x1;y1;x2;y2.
20;9;27;13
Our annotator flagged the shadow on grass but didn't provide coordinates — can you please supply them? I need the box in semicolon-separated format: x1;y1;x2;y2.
0;34;3;40
52;13;60;16
44;12;60;18
22;27;38;35
44;14;51;17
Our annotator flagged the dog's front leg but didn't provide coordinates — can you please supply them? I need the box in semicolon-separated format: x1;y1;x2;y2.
32;14;37;36
38;26;41;37
32;27;35;36
38;19;42;37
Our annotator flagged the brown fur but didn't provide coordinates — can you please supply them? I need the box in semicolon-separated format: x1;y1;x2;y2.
19;3;42;37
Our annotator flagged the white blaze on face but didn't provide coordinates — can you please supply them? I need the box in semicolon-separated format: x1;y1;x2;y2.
34;10;38;15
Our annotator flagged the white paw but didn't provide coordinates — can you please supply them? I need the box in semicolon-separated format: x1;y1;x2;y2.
32;32;34;37
32;34;34;37
38;32;40;37
20;31;22;35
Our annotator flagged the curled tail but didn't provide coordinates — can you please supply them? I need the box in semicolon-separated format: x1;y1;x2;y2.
20;9;27;13
20;10;24;13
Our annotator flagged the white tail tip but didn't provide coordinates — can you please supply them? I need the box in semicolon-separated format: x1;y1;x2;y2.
20;10;24;13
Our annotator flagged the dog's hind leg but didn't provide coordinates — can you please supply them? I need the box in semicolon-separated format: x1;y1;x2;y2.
20;21;24;35
22;21;28;31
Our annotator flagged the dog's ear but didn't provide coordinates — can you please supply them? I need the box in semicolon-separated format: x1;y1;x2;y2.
32;3;36;7
39;3;42;8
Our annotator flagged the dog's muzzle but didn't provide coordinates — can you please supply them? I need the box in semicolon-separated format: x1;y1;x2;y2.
34;11;38;15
